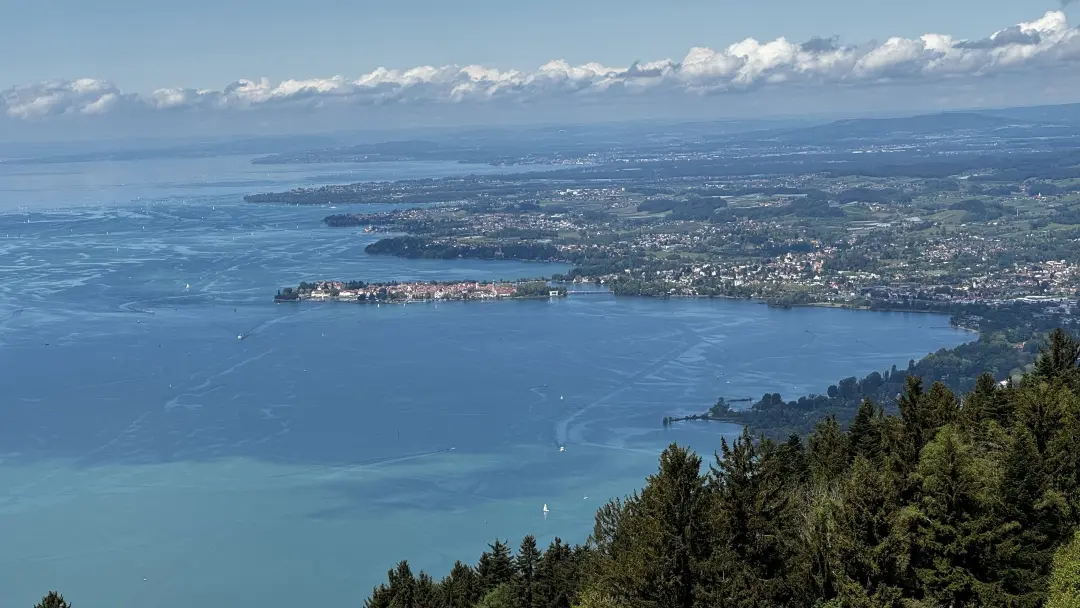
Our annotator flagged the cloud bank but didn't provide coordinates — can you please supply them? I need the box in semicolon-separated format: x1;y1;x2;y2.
3;11;1078;122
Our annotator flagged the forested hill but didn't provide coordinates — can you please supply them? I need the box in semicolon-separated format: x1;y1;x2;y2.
362;329;1080;608
713;299;1080;439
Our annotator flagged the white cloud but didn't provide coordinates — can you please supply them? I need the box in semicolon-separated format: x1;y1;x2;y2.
3;10;1080;121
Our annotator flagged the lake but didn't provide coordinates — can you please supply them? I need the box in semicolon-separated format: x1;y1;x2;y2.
0;155;969;608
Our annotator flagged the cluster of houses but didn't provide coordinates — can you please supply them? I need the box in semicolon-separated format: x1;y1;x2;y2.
281;280;560;303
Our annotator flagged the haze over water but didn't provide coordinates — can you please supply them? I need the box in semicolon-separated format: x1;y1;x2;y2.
0;154;969;608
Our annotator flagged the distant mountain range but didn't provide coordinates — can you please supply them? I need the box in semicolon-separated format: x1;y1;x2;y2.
765;107;1080;144
6;101;1080;166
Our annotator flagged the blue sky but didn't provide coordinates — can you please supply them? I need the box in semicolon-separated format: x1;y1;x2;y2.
0;0;1063;91
3;0;1080;138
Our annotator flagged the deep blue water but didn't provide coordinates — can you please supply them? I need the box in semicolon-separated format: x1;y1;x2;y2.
0;155;970;608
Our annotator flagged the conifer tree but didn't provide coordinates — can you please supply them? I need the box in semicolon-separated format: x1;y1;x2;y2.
776;433;810;485
963;372;1011;427
1035;329;1080;384
594;444;712;608
833;455;908;606
477;540;515;594
414;572;439;608
439;561;480;608
1015;380;1067;456
997;426;1068;604
847;399;883;462
706;430;797;607
809;415;848;485
913;426;1012;606
388;560;418;608
514;535;542;608
33;593;70;608
537;538;579;608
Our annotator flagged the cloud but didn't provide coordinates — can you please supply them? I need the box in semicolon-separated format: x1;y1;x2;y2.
3;11;1080;122
800;36;841;54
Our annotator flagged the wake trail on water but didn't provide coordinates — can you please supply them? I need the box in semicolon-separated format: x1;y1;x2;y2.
234;305;317;340
164;348;275;410
0;412;154;507
267;447;460;481
553;326;702;447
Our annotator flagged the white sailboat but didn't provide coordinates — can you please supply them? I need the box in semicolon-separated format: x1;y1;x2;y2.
542;503;549;514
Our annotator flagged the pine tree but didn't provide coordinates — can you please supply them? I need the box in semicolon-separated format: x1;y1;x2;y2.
776;433;810;486
33;593;71;608
1046;390;1080;526
414;572;440;608
439;561;480;608
1015;380;1067;456
593;443;712;608
705;430;797;607
477;540;515;594
925;382;960;430
800;483;844;603
388;560;418;608
514;535;542;608
997;426;1066;604
1034;328;1080;385
847;399;883;462
963;372;1012;428
896;375;929;479
537;538;579;608
913;426;1012;606
833;455;908;606
589;498;623;561
809;415;848;485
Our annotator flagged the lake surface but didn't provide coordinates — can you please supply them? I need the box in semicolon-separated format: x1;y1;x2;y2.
0;155;969;608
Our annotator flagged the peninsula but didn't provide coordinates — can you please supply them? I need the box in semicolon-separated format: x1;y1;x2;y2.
274;280;566;303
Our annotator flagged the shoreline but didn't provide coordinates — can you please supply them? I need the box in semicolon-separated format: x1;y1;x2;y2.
280;279;977;335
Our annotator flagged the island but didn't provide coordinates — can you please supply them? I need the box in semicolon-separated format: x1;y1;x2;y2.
274;280;566;303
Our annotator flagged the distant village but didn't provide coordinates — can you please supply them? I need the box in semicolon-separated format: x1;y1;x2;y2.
274;280;566;303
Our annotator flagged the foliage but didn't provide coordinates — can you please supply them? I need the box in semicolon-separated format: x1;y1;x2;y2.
1048;532;1080;608
33;593;71;608
476;584;516;608
366;236;561;262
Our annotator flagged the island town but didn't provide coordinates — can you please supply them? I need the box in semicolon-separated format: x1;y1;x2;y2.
274;280;566;303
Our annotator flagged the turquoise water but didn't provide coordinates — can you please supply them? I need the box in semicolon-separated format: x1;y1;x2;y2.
0;156;969;607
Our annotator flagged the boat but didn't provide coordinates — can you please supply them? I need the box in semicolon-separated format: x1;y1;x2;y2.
237;333;246;340
559;446;565;453
542;504;549;514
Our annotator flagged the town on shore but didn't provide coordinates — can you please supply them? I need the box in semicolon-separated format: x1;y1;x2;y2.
274;280;566;303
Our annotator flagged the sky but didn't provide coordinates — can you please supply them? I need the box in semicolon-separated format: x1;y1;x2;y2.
0;0;1055;90
2;0;1080;139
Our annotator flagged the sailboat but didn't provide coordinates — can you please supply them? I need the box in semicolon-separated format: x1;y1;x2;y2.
542;504;549;514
